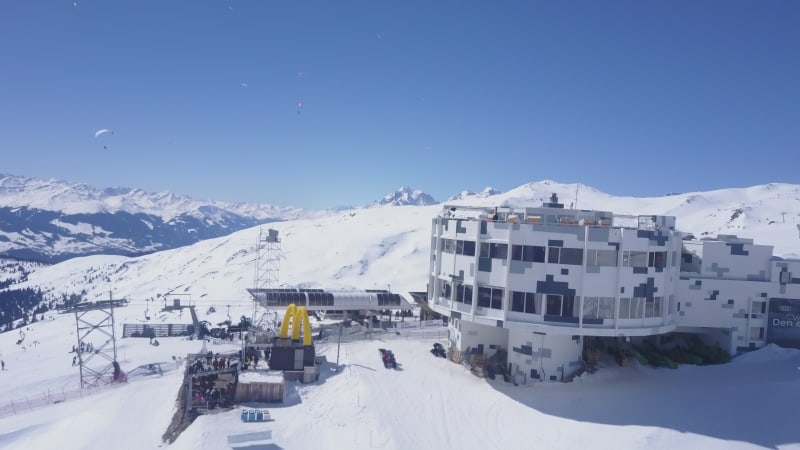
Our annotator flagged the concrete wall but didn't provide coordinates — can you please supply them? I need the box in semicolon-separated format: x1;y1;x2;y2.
507;328;583;383
449;318;508;358
699;239;773;281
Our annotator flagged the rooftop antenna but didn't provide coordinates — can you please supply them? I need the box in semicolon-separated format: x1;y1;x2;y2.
574;184;579;210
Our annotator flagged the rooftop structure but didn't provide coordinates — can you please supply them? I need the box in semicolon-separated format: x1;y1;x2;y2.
247;288;414;312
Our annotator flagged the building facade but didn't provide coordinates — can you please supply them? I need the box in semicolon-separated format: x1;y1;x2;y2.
427;194;800;383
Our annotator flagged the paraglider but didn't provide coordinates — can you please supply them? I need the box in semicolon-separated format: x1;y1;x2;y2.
297;100;303;114
95;129;113;149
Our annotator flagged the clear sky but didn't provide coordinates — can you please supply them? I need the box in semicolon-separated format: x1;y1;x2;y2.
1;1;798;209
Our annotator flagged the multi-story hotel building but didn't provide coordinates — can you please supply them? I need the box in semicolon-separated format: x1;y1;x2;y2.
427;194;800;382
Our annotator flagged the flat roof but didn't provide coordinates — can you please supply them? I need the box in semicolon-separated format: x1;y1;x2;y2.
247;288;415;311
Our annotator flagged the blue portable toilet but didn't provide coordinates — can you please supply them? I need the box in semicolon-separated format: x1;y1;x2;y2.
240;411;248;422
248;411;256;422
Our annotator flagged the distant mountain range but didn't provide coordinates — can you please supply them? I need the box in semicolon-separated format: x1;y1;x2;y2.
448;187;501;201
3;174;800;265
0;174;331;263
0;175;447;263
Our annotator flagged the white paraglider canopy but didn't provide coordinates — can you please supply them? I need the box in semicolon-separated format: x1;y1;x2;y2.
94;129;113;138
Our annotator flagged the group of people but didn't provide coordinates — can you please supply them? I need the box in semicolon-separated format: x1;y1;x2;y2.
241;348;268;370
192;381;235;408
191;362;236;409
71;341;95;354
69;341;96;366
191;352;237;374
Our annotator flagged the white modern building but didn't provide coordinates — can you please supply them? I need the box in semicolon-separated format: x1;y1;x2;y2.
427;194;800;383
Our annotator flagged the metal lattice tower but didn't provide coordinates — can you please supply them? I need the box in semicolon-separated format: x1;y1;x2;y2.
72;291;119;389
253;228;281;326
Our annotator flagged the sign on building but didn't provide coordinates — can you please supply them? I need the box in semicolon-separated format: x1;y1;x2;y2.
767;298;800;349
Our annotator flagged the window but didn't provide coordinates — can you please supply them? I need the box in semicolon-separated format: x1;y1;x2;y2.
562;295;575;316
587;249;618;267
511;245;545;263
490;243;508;259
442;239;455;254
478;286;504;310
619;297;631;318
630;297;644;318
623;251;647;268
560;248;583;265
648;251;666;269
585;296;618;320
454;284;473;304
750;327;764;340
527;245;546;262
546;294;561;315
454;240;475;256
548;247;560;264
491;288;503;309
583;297;599;318
547;247;583;265
440;281;451;299
644;297;663;318
512;291;525;312
480;243;507;259
544;294;576;317
478;287;491;308
598;297;615;319
511;291;541;314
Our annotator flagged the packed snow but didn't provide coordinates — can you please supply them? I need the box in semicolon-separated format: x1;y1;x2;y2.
0;302;799;450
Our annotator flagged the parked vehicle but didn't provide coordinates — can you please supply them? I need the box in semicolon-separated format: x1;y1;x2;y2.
379;348;397;368
430;343;447;358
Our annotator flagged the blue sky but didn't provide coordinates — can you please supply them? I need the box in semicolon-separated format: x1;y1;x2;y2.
1;1;798;209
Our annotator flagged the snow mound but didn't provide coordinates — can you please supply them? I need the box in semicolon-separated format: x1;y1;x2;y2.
731;343;800;364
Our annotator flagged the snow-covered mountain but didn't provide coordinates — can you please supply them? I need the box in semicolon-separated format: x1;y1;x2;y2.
0;174;331;262
449;180;800;253
448;186;501;201
374;186;437;206
2;180;798;313
0;174;314;220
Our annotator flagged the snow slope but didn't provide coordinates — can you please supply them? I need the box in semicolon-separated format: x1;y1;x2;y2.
0;303;798;450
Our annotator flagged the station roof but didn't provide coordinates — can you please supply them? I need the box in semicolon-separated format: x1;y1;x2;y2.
246;288;415;311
